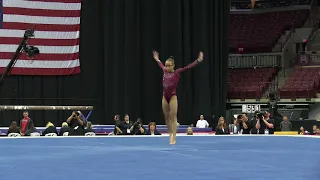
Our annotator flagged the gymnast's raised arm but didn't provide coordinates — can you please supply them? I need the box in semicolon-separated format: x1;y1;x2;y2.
176;51;204;73
153;50;166;71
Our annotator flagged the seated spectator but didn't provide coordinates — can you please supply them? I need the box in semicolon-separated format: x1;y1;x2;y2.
311;125;318;135
67;111;86;136
7;121;20;134
24;121;37;136
229;118;239;134
316;128;320;136
196;115;209;128
299;126;306;135
113;115;121;135
132;118;145;135
42;122;58;136
59;122;70;136
186;127;193;135
117;114;134;135
84;121;95;133
145;122;161;135
215;116;230;135
280;116;292;131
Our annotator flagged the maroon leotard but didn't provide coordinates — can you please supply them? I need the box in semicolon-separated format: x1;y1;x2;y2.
157;60;199;102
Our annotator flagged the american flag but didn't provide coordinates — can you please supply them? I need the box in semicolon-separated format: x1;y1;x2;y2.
0;0;81;75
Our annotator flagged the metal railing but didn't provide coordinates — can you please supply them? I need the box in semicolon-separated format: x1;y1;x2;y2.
228;53;282;68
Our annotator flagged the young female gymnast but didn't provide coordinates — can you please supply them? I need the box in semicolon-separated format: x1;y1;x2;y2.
153;50;204;144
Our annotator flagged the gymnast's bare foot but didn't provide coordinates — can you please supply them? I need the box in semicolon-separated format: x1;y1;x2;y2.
170;135;176;145
169;134;175;144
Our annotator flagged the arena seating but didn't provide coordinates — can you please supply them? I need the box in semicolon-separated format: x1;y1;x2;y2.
279;67;320;98
227;67;276;99
229;10;309;53
0;125;212;136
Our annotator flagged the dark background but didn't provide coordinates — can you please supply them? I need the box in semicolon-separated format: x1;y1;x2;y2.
0;0;229;127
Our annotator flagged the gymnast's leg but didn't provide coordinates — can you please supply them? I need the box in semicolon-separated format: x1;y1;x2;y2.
169;95;178;144
162;96;172;143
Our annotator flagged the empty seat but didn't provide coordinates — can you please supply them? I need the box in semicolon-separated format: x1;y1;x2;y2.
227;68;276;99
279;67;320;98
229;10;309;53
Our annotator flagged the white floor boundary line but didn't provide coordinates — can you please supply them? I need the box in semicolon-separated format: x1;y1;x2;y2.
0;134;319;139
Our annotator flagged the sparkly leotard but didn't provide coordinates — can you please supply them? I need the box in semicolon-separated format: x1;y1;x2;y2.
157;60;199;102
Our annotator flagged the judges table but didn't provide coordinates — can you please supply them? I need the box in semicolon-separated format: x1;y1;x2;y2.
0;125;213;136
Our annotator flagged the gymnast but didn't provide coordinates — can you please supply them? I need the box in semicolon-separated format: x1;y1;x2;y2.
153;50;204;144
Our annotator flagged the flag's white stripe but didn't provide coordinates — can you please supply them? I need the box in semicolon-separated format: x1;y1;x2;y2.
0;59;80;68
0;44;79;54
3;14;80;25
4;0;81;11
0;30;79;39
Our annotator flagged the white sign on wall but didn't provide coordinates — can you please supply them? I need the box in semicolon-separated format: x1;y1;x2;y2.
242;104;261;113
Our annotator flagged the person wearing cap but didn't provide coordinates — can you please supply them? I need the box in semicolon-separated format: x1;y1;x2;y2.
66;111;86;136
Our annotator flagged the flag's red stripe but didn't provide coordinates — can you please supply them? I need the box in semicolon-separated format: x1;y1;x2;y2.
0;37;79;46
0;52;79;61
31;0;82;3
3;22;79;32
0;66;81;75
3;7;80;17
2;22;80;31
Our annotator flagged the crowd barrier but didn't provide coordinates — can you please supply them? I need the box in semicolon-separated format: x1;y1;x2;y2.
0;125;213;136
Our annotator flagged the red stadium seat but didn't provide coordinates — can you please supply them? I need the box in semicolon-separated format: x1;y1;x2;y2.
227;68;276;99
229;10;309;53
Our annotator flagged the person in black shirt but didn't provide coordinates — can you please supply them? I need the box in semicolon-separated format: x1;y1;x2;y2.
145;122;161;135
113;115;122;135
7;121;20;135
255;111;275;134
238;113;252;134
59;122;70;136
66;111;86;136
42;122;58;136
132;118;145;135
215;116;230;135
84;121;95;134
118;114;134;135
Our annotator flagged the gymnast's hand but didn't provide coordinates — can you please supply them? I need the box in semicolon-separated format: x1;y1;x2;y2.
197;51;204;62
153;51;160;61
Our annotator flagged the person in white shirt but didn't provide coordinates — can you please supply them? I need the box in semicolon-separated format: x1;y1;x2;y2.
196;115;209;128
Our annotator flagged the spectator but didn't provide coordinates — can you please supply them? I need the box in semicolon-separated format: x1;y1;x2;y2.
19;111;33;136
196;115;209;128
24;121;37;136
84;121;95;133
255;111;274;134
67;111;86;136
299;126;306;135
229;118;239;134
280;116;292;131
310;125;317;135
113;115;121;135
132;118;145;135
238;113;251;134
186;127;193;135
59;122;70;136
215;116;230;135
42;122;58;136
117;114;134;135
145;122;161;135
7;121;20;134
